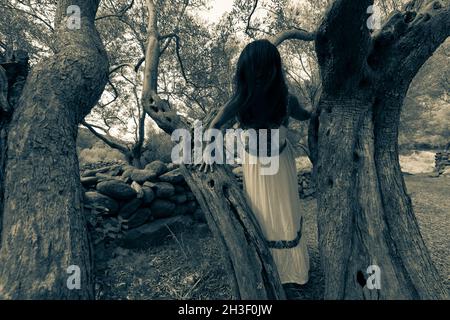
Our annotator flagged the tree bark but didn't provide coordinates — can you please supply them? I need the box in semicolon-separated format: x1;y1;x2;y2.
0;66;9;238
313;0;449;299
0;0;108;299
180;165;286;299
0;52;29;246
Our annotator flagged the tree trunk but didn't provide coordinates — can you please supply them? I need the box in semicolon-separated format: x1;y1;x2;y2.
0;66;8;238
0;53;28;248
180;165;286;299
0;0;108;299
313;0;449;299
373;90;449;299
126;152;143;169
315;94;448;300
315;97;419;299
0;117;6;238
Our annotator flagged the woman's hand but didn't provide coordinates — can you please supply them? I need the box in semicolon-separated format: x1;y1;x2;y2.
195;141;217;174
189;99;238;174
187;128;217;174
187;157;216;174
197;161;215;174
289;94;312;122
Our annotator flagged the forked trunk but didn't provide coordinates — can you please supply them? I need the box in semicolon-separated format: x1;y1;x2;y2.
313;0;449;299
314;93;448;299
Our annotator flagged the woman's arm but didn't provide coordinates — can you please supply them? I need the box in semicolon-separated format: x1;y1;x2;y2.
196;100;238;173
288;94;311;121
209;99;239;129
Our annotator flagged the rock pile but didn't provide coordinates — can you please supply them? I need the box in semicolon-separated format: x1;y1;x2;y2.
80;160;123;172
81;161;204;249
83;160;317;252
435;151;450;176
298;170;316;199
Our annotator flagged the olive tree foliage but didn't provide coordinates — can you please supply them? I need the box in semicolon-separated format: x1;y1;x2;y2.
83;0;221;167
224;0;449;155
0;0;237;167
0;0;56;61
83;0;336;165
2;0;446;159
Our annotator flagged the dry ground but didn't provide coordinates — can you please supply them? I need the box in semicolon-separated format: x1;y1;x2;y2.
95;174;449;300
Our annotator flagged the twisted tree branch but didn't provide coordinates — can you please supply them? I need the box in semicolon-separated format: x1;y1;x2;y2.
270;28;316;46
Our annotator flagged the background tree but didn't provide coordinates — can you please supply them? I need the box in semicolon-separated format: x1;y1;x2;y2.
400;39;450;149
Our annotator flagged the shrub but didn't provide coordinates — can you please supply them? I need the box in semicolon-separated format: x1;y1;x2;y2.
141;128;173;165
78;142;127;165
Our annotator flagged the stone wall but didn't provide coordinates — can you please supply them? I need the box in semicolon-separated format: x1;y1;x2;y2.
297;170;316;199
82;160;316;251
81;161;204;249
435;151;450;176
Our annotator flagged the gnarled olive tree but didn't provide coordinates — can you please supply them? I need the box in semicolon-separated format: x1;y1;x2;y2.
311;0;449;299
0;0;108;299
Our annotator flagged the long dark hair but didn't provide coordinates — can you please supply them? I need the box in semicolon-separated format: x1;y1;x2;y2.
232;39;288;128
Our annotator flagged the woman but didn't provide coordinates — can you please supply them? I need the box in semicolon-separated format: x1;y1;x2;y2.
202;39;311;287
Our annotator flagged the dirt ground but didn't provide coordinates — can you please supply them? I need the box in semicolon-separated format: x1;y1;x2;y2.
95;174;449;300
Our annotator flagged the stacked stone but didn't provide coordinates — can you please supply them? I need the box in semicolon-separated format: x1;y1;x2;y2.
83;161;318;249
435;151;450;176
81;161;205;249
298;170;316;199
80;160;123;172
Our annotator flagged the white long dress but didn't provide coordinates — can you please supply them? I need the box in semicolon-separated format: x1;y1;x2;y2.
240;125;310;285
